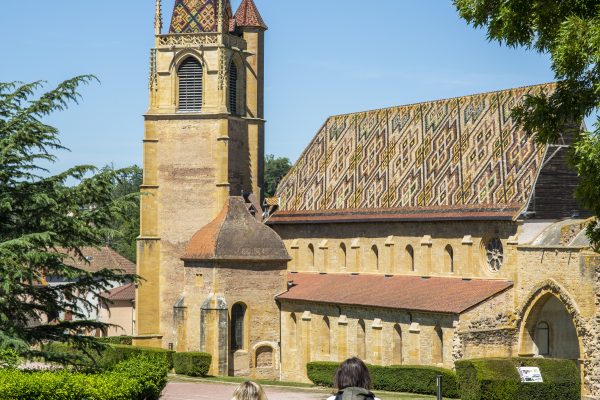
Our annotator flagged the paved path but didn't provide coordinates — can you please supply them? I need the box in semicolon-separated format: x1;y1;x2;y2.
160;381;330;400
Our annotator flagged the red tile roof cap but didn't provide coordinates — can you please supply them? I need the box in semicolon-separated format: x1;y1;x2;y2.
277;273;513;314
234;0;268;30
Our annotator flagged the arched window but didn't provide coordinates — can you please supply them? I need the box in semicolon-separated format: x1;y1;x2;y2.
433;325;443;364
393;324;403;365
320;317;331;357
178;57;203;112
357;319;366;360
338;243;347;270
231;303;246;351
229;59;238;115
444;245;454;273
308;244;315;269
370;245;379;271
536;322;550;356
289;313;297;351
406;245;415;272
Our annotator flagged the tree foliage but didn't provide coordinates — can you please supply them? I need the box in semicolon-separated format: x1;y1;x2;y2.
105;165;142;262
454;0;600;251
0;77;137;364
264;154;292;198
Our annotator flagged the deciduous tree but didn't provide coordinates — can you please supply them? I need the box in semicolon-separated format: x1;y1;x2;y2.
455;0;600;250
264;154;291;198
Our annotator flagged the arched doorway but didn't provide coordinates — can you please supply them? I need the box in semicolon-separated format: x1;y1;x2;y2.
519;293;580;360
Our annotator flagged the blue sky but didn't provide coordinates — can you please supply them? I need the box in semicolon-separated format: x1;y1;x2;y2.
0;0;573;172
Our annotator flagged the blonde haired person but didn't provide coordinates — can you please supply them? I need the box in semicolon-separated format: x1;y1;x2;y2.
231;381;269;400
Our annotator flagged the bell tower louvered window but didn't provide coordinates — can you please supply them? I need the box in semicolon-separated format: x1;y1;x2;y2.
229;60;238;115
178;58;203;112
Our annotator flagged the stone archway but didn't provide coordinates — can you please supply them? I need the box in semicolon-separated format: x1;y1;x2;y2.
519;293;580;359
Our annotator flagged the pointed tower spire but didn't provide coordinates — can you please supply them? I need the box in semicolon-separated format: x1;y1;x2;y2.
154;0;162;35
234;0;268;30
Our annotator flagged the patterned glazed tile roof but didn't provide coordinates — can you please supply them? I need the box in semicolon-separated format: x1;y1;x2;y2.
277;273;513;314
101;283;135;302
182;197;290;262
60;246;136;275
234;0;268;30
265;197;280;207
169;0;233;34
267;204;521;225
275;84;555;214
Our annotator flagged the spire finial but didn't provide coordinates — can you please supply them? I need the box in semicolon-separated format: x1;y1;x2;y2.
154;0;163;35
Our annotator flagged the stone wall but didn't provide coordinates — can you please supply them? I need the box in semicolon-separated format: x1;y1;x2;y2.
280;301;458;382
273;220;518;279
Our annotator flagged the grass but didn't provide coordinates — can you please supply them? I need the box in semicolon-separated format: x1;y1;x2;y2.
168;374;444;399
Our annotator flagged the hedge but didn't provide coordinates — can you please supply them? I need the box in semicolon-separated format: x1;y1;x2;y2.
173;352;212;377
455;358;581;400
44;342;174;371
96;336;133;345
0;354;169;400
307;362;459;398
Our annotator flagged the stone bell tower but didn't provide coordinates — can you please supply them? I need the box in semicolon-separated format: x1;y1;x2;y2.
135;0;268;348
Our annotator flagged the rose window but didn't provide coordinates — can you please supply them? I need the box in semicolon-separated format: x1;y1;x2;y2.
485;238;503;272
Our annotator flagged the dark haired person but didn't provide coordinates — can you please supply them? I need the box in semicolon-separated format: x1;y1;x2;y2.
326;357;381;400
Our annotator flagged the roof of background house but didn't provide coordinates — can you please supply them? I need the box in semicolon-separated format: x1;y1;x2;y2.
101;283;135;302
61;246;136;275
273;83;584;220
277;273;513;314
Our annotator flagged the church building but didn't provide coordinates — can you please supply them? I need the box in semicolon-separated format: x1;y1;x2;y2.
134;1;600;398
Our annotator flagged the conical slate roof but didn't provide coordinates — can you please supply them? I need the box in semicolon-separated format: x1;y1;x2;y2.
182;197;289;262
234;0;268;30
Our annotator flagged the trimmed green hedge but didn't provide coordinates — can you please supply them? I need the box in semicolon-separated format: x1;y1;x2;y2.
0;355;169;400
173;352;212;377
307;362;459;398
455;358;581;400
45;342;174;371
96;336;133;345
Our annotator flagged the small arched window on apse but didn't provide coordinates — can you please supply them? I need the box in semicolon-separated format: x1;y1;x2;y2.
308;244;315;269
370;245;379;271
231;303;246;351
178;57;203;112
338;243;347;270
536;321;550;356
229;59;239;115
444;245;454;273
406;245;415;272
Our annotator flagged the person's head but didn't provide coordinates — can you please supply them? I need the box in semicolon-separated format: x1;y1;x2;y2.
231;381;268;400
333;357;372;390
